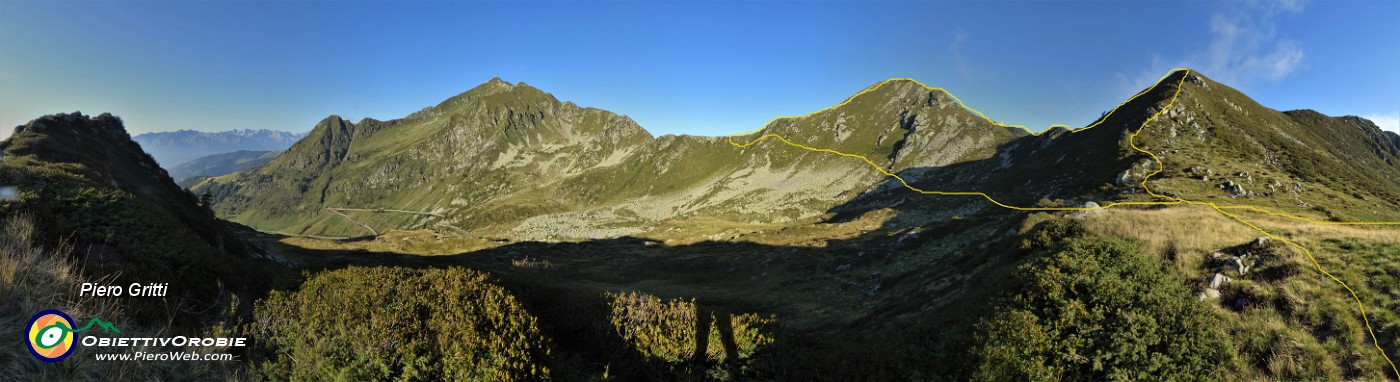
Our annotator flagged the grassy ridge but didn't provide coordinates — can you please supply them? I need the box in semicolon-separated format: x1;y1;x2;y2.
1137;72;1400;222
0;113;280;321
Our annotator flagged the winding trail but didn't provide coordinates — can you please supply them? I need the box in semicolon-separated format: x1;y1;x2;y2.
326;208;378;236
327;207;444;217
727;68;1400;378
322;207;450;237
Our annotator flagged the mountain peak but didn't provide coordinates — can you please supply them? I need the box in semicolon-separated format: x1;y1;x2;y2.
465;77;551;97
472;77;515;93
3;111;171;193
836;78;961;111
1132;67;1400;217
12;111;129;143
316;114;350;127
420;77;527;113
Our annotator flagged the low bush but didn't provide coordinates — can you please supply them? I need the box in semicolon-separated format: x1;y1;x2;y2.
253;266;551;381
974;236;1233;381
1018;218;1086;251
606;292;776;372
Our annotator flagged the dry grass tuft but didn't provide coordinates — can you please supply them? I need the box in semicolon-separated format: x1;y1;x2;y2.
1078;206;1260;272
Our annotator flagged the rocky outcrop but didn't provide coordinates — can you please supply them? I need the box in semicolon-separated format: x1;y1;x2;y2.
1116;158;1156;186
1198;236;1279;303
1219;179;1250;197
1199;273;1231;301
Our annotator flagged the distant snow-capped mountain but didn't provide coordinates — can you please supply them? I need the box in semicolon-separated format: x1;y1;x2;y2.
132;129;307;168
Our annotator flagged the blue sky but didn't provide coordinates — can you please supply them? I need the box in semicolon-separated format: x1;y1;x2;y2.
2;0;1397;139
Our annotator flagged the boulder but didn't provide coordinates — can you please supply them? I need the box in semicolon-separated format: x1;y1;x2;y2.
1219;180;1248;197
1198;288;1222;301
1083;201;1104;215
1116;171;1133;186
1231;258;1249;275
1208;273;1232;289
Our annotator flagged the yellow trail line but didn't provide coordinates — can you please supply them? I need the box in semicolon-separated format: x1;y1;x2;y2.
1207;203;1399;379
726;68;1400;378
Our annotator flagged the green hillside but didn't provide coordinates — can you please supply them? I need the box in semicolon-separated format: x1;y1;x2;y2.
0;112;275;314
0;112;288;379
197;77;1026;239
1134;72;1400;222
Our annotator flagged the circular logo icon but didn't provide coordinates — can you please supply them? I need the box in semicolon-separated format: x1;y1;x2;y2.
27;310;76;362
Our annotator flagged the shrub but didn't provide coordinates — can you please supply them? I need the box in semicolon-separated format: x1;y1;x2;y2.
253;266;551;381
608;292;699;364
606;292;775;366
973;236;1233;381
1018;218;1086;251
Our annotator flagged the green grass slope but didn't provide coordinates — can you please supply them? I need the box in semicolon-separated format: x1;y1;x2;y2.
1136;71;1400;222
199;77;1024;239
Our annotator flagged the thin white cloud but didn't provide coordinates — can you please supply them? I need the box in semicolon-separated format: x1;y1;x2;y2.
949;29;973;82
1249;0;1305;13
1363;112;1400;134
1202;11;1304;83
1124;0;1306;89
